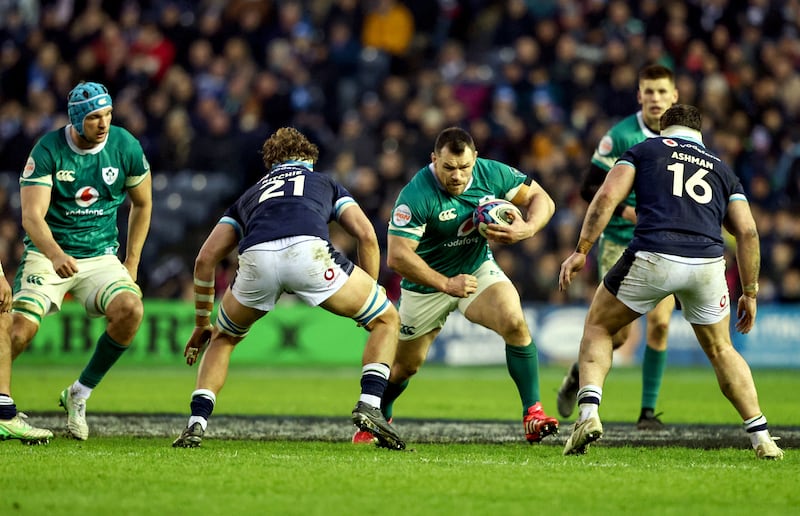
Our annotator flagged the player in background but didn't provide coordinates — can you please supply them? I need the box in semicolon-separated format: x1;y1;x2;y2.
0;260;53;444
557;64;679;429
560;104;783;460
172;127;404;450
9;82;152;441
353;126;558;445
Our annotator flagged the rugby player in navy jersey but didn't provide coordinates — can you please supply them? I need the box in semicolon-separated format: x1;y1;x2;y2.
557;64;678;429
172;127;404;449
559;105;783;460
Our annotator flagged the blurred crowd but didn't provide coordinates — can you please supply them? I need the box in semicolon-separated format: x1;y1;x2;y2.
1;0;799;304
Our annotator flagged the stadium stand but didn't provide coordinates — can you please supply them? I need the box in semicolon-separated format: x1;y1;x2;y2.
0;0;798;301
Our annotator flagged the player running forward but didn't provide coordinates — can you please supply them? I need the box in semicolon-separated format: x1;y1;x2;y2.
354;126;558;445
10;81;151;441
172;127;404;450
560;105;783;460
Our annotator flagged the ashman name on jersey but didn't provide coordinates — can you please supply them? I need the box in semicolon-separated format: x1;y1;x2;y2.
670;151;714;170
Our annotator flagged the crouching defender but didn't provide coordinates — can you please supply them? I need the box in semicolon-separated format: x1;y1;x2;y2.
559;105;783;460
172;127;404;450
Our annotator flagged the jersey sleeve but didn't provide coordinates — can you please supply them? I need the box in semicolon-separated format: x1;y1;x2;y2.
498;163;531;201
591;123;638;173
388;186;427;241
726;167;747;202
20;139;55;188
617;146;638;169
120;128;150;188
331;181;357;222
219;203;244;241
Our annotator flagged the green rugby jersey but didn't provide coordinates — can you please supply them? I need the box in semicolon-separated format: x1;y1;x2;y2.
590;111;657;244
388;157;528;293
20;125;150;258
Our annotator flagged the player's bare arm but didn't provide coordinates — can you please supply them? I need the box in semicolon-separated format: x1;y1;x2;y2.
185;222;239;365
387;234;477;298
337;204;380;281
19;184;78;278
580;164;636;223
123;174;153;282
0;276;12;312
559;163;634;290
724;200;761;334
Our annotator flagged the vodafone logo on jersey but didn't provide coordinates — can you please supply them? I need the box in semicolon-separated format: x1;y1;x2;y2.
457;217;477;236
662;138;679;147
75;186;100;207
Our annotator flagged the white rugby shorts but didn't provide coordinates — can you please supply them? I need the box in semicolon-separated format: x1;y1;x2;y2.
231;236;352;311
396;259;509;341
13;250;140;318
604;249;730;325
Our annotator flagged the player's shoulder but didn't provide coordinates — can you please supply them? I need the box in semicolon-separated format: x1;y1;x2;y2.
608;113;644;139
474;156;508;170
473;157;525;181
34;127;67;149
109;124;139;143
401;165;434;191
396;167;437;209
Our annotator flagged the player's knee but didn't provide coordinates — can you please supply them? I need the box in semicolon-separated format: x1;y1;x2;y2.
9;313;38;360
369;304;399;333
499;315;529;343
96;279;142;318
611;325;631;349
107;293;144;324
393;341;427;378
646;319;670;347
393;358;421;379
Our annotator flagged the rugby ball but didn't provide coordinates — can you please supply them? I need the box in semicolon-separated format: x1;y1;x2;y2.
473;199;522;238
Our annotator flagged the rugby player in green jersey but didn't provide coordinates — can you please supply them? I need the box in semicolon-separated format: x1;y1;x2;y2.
355;126;559;444
557;64;678;429
0;262;53;443
8;82;152;441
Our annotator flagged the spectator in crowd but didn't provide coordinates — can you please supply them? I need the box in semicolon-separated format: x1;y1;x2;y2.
0;0;797;304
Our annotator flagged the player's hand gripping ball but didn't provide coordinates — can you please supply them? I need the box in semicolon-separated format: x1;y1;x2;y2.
473;199;522;238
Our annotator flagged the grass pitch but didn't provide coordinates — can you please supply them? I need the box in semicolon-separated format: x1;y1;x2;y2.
3;363;798;515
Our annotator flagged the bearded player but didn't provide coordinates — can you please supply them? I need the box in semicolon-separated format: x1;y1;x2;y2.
354;126;559;445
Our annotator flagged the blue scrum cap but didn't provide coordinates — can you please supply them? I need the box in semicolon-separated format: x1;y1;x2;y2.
67;82;112;136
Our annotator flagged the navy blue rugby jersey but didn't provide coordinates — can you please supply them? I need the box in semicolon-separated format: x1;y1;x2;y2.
220;161;357;253
619;131;746;258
